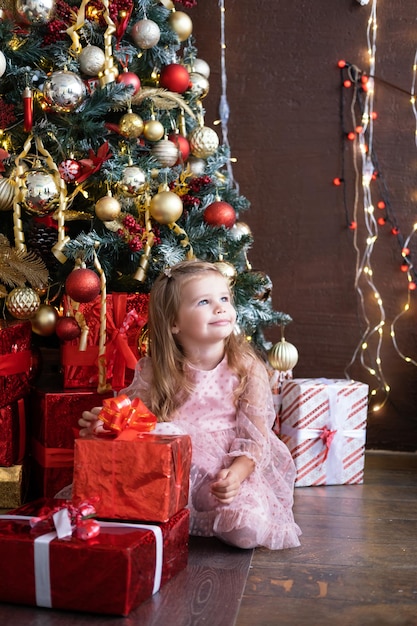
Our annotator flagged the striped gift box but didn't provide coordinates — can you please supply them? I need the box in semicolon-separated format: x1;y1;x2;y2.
279;378;368;486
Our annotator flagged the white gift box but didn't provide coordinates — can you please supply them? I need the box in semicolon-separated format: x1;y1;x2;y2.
279;378;369;486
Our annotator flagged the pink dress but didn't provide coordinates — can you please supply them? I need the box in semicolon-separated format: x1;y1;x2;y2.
123;355;301;550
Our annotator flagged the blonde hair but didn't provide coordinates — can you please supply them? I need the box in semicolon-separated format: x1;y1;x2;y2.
147;259;256;420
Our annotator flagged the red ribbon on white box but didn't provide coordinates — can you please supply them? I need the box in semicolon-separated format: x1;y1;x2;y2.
0;515;163;607
281;379;366;484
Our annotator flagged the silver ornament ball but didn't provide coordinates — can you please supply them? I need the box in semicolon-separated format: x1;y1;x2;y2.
119;166;146;196
22;169;59;215
43;70;86;112
16;0;55;24
131;19;161;49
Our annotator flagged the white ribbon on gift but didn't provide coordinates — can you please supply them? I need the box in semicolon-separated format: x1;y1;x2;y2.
281;379;366;484
0;514;163;607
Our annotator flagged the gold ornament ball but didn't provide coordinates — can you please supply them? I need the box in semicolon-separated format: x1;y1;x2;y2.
150;191;183;224
95;195;122;221
268;338;299;372
188;126;219;159
169;10;193;42
231;221;252;240
31;303;58;336
214;261;237;284
6;287;40;319
151;139;180;167
143;119;165;142
0;177;15;211
119;112;144;138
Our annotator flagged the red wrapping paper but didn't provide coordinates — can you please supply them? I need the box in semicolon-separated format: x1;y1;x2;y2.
0;498;189;616
0;320;32;408
73;434;192;522
29;388;114;499
61;293;149;390
0;398;26;466
31;388;114;449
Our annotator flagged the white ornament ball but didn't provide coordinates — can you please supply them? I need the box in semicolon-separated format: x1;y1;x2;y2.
79;45;106;77
192;58;210;79
187;157;206;175
131;19;161;49
0;51;6;78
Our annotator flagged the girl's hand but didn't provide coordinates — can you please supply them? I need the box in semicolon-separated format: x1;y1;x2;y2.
78;406;103;437
210;468;242;504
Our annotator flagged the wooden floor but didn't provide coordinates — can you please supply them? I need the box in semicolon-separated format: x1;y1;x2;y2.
1;451;416;625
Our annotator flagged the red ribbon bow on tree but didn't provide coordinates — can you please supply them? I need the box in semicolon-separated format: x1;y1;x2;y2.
76;142;112;183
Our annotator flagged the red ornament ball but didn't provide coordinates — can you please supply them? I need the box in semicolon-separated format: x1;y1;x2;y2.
59;159;81;182
159;64;190;94
65;268;101;303
55;316;82;341
168;132;190;163
203;201;236;229
117;71;141;95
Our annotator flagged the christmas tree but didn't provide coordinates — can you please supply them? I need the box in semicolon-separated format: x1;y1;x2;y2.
0;0;291;367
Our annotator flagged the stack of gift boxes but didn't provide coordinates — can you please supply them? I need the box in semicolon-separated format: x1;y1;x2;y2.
0;320;33;509
0;293;193;615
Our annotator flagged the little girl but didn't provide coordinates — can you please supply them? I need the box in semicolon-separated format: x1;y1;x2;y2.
79;260;301;550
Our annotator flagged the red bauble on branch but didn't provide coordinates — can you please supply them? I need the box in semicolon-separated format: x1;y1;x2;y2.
168;132;190;163
203;201;236;229
117;70;141;95
159;64;190;93
65;268;101;303
56;315;81;341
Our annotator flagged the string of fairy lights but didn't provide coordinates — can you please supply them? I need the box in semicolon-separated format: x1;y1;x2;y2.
336;0;417;411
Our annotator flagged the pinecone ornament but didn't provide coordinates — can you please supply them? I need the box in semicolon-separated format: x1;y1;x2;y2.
27;222;59;271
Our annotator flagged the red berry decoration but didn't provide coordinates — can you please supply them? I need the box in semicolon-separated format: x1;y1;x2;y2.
65;268;101;303
117;71;141;95
203;201;236;229
159;64;190;94
56;316;82;341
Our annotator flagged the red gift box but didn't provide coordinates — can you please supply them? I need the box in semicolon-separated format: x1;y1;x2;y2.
73;434;192;522
29;388;114;499
0;398;26;466
279;378;368;486
61;292;149;391
0;320;32;408
0;498;189;616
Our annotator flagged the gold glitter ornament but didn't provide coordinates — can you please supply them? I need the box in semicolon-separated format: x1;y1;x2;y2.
150;191;183;224
0;177;15;211
6;286;40;319
31;303;58;336
143;119;165;142
95;194;122;221
119;111;144;138
188;126;219;159
169;10;193;42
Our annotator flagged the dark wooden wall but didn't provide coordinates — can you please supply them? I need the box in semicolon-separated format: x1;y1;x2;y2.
191;0;417;451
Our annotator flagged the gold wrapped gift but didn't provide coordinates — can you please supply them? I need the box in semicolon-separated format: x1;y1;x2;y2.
0;465;26;510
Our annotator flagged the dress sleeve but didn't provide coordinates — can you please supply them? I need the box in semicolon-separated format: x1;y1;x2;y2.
227;356;276;469
120;356;153;407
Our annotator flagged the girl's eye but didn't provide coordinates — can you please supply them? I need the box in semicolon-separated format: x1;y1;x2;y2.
221;296;229;302
198;299;209;306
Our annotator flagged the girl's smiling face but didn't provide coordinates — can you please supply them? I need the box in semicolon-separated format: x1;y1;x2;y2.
171;272;236;350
